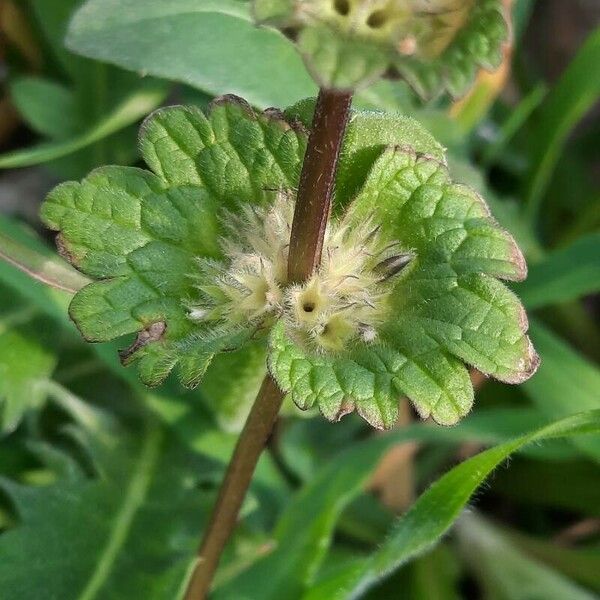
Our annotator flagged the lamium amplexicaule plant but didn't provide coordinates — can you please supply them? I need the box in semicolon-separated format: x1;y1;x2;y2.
37;0;540;595
8;1;598;599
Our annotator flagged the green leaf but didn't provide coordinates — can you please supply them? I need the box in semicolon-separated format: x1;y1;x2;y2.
296;23;389;90
0;290;57;434
0;405;217;600
211;418;435;599
0;216;77;323
0;219;280;490
303;410;600;600
1;1;171;177
0;228;90;295
285;99;445;208
351;147;527;281
395;0;509;99
255;0;508;96
524;321;600;461
10;76;79;139
524;27;600;221
41;96;533;428
66;0;316;109
0;216;269;460
215;409;600;599
518;233;600;309
138;98;305;194
456;514;598;600
41;96;307;387
199;342;268;432
0;86;166;169
352;147;536;377
353;79;416;113
338;111;445;209
270;145;535;427
269;320;472;428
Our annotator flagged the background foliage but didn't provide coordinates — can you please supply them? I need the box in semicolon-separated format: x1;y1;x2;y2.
0;0;599;598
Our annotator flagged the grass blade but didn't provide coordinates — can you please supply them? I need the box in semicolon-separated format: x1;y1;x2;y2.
518;233;600;308
213;407;587;599
304;410;600;599
0;230;89;294
0;87;165;169
524;321;600;461
524;27;600;222
482;83;547;167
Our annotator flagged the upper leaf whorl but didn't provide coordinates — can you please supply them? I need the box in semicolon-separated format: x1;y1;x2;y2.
41;95;537;428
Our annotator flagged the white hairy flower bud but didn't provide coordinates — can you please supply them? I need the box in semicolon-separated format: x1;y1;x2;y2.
189;192;415;353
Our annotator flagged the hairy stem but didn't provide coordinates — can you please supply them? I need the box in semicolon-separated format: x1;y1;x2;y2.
185;87;353;599
288;88;353;283
184;376;284;599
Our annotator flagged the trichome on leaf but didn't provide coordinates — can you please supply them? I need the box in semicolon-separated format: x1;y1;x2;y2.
41;94;538;430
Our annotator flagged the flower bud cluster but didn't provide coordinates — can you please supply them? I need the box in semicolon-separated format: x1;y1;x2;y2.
257;0;470;59
190;193;414;352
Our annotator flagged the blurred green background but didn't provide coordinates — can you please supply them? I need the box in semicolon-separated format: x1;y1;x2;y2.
0;1;598;598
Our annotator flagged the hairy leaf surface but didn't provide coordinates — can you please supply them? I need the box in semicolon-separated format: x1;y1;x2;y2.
269;146;535;426
41;96;306;388
303;410;600;599
41;97;535;427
